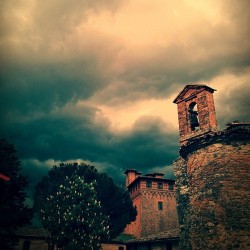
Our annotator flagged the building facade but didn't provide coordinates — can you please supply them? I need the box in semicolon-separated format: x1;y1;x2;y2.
173;84;250;250
124;170;179;238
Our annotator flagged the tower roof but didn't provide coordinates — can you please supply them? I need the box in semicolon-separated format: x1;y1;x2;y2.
124;169;142;175
126;175;175;189
173;84;216;104
145;172;165;178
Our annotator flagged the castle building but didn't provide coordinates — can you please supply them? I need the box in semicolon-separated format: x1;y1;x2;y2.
173;84;250;249
124;169;179;238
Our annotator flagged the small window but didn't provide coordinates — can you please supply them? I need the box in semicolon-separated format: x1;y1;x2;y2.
146;180;152;188
169;183;174;191
158;182;163;189
22;240;31;250
189;102;200;131
166;242;172;250
158;201;163;210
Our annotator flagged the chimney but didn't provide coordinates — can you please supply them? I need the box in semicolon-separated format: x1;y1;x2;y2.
124;169;142;187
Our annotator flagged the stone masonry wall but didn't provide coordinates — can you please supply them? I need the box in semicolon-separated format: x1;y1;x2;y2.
174;124;250;250
187;141;250;250
173;157;191;250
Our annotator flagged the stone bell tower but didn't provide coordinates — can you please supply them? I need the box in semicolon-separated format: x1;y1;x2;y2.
173;84;217;145
173;84;250;250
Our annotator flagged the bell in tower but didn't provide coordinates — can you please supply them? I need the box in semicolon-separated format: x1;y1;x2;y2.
189;102;199;131
173;84;218;145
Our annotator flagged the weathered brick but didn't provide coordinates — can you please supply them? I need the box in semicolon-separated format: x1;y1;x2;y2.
173;85;250;250
124;171;179;238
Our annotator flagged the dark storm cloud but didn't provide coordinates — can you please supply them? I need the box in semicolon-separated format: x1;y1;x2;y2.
0;61;108;114
0;103;104;161
92;42;250;106
1;110;178;168
2;0;250;107
91;0;250;105
1;70;177;165
110;116;178;170
216;80;250;127
1;100;178;188
1;0;250;201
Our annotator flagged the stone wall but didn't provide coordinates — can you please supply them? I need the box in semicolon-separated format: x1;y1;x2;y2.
173;157;191;250
174;123;250;250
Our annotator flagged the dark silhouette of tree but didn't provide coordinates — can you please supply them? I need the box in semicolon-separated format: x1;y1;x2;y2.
0;138;32;250
34;163;137;241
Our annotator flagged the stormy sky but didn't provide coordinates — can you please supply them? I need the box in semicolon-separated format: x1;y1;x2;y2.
1;0;250;202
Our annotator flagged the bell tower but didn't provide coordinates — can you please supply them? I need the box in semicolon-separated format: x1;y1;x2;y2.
173;84;218;145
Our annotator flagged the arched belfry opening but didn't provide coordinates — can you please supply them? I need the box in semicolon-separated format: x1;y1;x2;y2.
189;102;199;131
173;84;218;145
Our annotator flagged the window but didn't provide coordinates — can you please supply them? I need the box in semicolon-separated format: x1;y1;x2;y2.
22;240;30;250
146;180;152;188
166;241;172;250
158;201;163;210
189;102;200;131
169;183;174;191
158;182;163;189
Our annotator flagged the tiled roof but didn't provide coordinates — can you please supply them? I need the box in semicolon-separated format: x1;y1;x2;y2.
112;233;137;243
127;175;175;189
173;84;216;103
126;228;179;243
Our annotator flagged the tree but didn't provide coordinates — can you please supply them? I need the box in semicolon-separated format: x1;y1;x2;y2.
0;138;32;249
34;163;137;239
40;175;109;250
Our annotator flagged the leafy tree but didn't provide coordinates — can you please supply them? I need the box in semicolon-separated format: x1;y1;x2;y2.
0;138;32;249
34;163;137;239
40;175;109;250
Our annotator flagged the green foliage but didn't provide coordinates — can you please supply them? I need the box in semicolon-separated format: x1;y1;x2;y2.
40;175;109;249
0;138;32;250
34;163;137;240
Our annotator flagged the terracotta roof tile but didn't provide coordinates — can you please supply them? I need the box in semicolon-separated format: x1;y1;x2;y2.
126;228;179;243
